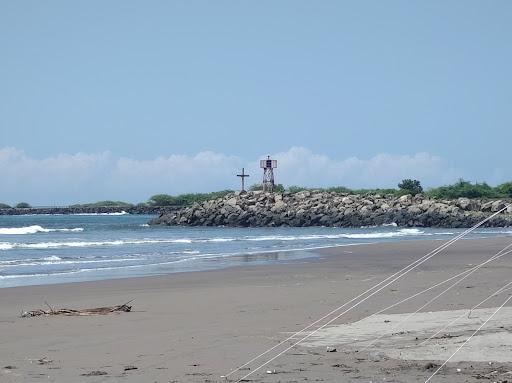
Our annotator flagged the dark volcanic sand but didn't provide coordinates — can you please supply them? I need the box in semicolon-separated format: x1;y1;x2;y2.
1;236;512;382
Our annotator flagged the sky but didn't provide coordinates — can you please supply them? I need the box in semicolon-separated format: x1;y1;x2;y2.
1;1;511;205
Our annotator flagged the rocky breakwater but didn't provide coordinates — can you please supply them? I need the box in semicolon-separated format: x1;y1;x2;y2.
150;191;512;228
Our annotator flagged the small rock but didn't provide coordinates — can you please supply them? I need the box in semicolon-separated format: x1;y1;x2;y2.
124;365;138;371
424;362;438;370
326;346;337;353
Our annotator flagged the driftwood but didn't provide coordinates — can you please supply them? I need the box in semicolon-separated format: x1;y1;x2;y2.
20;301;132;318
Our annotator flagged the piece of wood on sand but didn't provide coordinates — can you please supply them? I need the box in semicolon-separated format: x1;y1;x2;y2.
20;300;133;318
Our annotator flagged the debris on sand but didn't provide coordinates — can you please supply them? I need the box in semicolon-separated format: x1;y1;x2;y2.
124;365;138;371
37;357;53;365
81;370;108;376
21;301;133;318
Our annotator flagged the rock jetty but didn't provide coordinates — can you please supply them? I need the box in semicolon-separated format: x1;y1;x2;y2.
150;191;512;228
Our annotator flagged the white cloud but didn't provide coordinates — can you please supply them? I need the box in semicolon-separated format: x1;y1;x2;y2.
0;146;469;205
255;147;460;189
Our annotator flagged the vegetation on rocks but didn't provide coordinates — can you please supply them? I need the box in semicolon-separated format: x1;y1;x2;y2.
398;179;423;196
148;191;233;206
249;184;286;192
70;200;134;208
425;179;509;199
0;203;11;209
15;202;31;208
285;179;512;199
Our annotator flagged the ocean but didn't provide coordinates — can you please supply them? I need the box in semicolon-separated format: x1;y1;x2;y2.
0;213;511;288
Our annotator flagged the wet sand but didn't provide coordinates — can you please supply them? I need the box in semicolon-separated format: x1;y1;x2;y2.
1;236;512;382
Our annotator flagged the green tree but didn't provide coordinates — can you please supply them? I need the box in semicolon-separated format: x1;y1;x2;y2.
274;184;285;193
149;194;181;206
496;182;512;198
398;179;423;195
0;203;11;209
426;179;501;199
15;202;31;208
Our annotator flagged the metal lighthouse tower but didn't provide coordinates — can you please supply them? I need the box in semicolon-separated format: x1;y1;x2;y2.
260;155;277;192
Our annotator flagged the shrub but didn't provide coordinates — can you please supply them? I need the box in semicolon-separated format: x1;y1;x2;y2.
288;185;308;193
149;194;179;206
426;179;502;199
15;202;31;208
352;188;398;196
249;184;285;192
287;185;397;195
496;182;512;198
70;200;133;208
325;186;353;193
249;184;263;191
0;203;11;209
274;184;285;193
398;179;423;196
148;191;233;206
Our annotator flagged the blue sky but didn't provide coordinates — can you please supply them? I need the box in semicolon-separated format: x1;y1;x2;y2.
1;1;511;204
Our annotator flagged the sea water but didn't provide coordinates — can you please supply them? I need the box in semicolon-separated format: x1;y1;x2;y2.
0;213;510;288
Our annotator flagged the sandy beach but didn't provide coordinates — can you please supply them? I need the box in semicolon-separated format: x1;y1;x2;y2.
1;236;512;383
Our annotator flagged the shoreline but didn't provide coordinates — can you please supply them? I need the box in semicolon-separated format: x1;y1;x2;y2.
2;236;512;382
1;233;509;290
0;240;371;290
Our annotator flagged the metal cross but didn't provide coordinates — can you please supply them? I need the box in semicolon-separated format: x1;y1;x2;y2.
237;168;250;192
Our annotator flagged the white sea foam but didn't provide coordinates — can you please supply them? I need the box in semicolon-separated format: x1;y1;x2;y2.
42;256;62;261
0;242;14;250
0;228;432;251
207;238;236;242
243;229;426;241
72;211;128;216
4;257;147;268
171;239;193;243
0;225;84;235
0;238;198;250
475;230;512;235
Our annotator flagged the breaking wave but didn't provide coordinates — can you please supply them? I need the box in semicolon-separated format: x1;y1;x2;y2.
71;211;128;216
243;228;427;241
0;228;433;251
0;238;195;250
0;225;84;235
